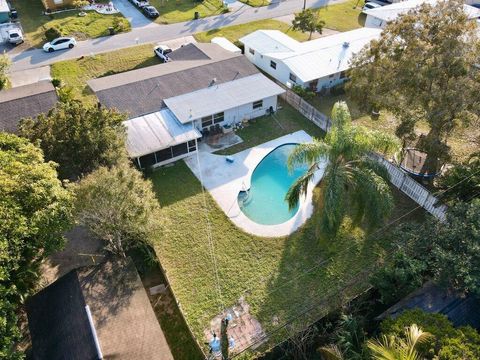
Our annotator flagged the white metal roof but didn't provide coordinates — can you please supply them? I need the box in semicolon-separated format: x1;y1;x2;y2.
211;37;242;54
124;109;201;158
163;73;285;124
364;0;480;22
0;0;9;12
239;30;300;54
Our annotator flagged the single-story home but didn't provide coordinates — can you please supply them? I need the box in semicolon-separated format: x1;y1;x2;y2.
0;80;58;133
239;27;382;92
42;0;75;11
26;257;174;360
88;43;285;169
364;0;480;28
0;0;10;23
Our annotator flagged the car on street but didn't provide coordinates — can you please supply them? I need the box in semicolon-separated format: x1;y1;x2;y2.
43;37;77;52
362;1;382;12
142;5;159;18
154;44;172;62
130;0;149;8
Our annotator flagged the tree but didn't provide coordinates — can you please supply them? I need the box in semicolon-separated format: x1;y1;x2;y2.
0;133;73;358
437;152;480;204
292;9;325;40
73;161;161;257
19;100;127;180
0;53;11;91
286;101;400;234
348;0;480;173
367;324;433;360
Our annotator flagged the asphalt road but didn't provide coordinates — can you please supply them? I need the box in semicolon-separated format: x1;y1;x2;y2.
7;0;344;72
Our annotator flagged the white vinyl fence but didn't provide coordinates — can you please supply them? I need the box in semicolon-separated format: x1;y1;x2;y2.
279;89;447;221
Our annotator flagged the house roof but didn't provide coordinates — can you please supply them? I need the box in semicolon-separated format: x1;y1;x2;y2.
27;257;174;360
240;28;382;82
211;37;242;54
376;282;480;330
125;108;202;158
0;80;58;133
0;0;9;13
88;44;260;119
364;0;480;22
164;73;285;124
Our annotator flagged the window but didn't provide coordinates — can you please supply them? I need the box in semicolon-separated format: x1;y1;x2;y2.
328;74;335;78
138;153;156;169
213;112;224;124
188;140;197;152
155;148;173;162
340;71;347;79
253;100;263;110
172;143;188;157
270;61;277;69
289;73;297;83
201;116;213;128
249;47;255;55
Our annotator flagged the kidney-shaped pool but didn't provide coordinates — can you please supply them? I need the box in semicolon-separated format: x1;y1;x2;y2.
238;144;308;225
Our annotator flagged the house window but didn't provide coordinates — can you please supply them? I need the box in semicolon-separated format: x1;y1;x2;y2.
213;112;224;124
188;140;196;152
249;47;255;55
172;143;188;158
270;61;277;69
340;71;347;79
253;100;263;110
201;116;213;128
329;74;335;78
155;148;173;162
289;73;297;83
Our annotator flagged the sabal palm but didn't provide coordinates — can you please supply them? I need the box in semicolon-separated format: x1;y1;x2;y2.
286;101;400;233
367;324;433;360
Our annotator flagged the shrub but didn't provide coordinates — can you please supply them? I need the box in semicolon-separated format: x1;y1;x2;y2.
44;27;62;42
51;78;62;88
292;85;315;100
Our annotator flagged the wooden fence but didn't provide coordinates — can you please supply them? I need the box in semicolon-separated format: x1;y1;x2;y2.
279;89;447;221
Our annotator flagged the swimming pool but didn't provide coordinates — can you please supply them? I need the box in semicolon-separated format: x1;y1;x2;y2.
238;144;308;225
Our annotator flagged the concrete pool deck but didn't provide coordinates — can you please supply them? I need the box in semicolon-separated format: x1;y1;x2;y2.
185;131;326;237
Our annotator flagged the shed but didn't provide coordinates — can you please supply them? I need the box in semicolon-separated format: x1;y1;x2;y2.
211;37;242;54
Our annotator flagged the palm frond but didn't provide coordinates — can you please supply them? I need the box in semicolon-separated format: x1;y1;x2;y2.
359;157;391;182
287;139;330;171
367;335;398;360
320;163;348;234
285;164;317;210
331;101;352;130
318;345;345;360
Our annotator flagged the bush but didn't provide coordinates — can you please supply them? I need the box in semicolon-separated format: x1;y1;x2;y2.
51;78;62;88
292;85;315;100
330;83;346;96
44;27;62;42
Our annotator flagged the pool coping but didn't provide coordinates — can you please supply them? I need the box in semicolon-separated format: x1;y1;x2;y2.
184;131;327;237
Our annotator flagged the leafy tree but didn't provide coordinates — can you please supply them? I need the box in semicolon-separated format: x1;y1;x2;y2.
437;152;480;204
73;161;161;257
286;101;400;234
348;0;480;172
19;100;127;180
292;9;325;40
0;53;11;91
0;133;73;358
371;248;427;305
367;324;433;360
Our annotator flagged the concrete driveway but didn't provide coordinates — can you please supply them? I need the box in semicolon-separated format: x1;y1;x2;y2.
112;0;159;29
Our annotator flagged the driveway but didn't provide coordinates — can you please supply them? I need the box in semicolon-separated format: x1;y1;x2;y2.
112;0;159;29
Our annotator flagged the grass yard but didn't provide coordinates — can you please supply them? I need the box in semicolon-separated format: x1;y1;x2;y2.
194;19;311;44
11;0;130;48
316;0;366;32
311;94;480;162
149;0;225;24
150;104;424;355
51;44;160;105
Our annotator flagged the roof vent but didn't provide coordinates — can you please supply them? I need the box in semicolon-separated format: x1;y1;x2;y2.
209;77;217;87
343;42;350;48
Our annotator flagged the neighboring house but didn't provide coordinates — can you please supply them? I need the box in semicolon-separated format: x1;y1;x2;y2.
239;27;382;92
376;281;480;330
88;43;285;169
27;257;174;360
43;0;75;11
364;0;480;28
0;80;58;133
0;0;10;23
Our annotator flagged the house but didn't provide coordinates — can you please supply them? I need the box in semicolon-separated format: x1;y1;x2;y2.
364;0;480;28
88;43;285;169
0;80;58;133
376;282;480;330
211;37;242;54
239;27;382;92
0;0;10;23
26;257;174;360
42;0;75;11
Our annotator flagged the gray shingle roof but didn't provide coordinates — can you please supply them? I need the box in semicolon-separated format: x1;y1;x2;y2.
0;81;57;133
88;44;260;119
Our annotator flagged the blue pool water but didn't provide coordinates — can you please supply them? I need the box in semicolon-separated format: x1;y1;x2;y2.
238;144;308;225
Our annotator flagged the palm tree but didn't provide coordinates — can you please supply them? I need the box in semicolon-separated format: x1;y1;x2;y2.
367;324;433;360
286;101;400;234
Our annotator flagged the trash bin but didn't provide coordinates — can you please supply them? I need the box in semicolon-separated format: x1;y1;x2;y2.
10;9;18;20
194;11;199;20
108;27;114;35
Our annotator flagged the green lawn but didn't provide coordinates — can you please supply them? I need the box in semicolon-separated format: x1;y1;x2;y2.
51;44;160;104
150;104;423;355
194;19;311;44
11;0;130;47
316;0;366;32
149;0;226;24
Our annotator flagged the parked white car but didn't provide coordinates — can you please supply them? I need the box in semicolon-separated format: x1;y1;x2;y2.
130;0;149;7
7;29;24;45
43;37;77;52
362;2;382;12
154;44;172;62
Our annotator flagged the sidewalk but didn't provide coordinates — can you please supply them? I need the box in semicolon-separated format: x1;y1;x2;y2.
8;0;342;72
